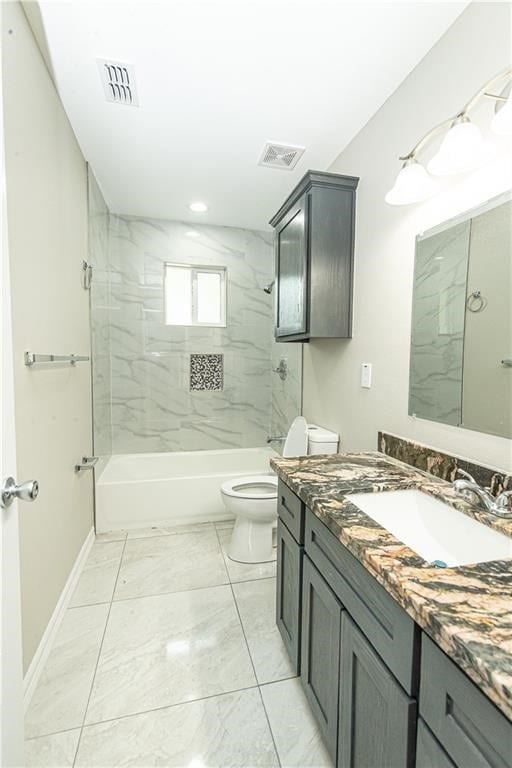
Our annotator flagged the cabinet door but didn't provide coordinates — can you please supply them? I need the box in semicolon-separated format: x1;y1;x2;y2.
416;720;456;768
275;193;308;338
276;520;302;674
301;555;342;763
338;614;416;768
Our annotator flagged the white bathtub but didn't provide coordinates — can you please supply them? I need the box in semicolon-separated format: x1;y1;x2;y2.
95;446;276;533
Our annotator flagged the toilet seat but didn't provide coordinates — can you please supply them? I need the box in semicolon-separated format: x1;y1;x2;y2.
220;474;277;500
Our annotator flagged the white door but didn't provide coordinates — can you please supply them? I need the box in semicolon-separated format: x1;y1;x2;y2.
1;6;25;762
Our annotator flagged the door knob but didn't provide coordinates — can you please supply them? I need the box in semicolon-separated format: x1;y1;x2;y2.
1;477;39;509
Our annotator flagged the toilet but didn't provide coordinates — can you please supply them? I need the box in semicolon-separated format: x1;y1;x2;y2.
220;417;339;563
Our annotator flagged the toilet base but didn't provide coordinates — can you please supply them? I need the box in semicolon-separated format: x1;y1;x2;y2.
228;517;275;563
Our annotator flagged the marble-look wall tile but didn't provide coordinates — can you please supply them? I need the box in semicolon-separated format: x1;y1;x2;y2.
90;211;303;454
88;169;112;458
107;216;278;453
270;341;303;448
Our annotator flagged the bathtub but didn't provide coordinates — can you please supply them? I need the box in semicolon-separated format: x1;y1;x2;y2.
95;446;277;533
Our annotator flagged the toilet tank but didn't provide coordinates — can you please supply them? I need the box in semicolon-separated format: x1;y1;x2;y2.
307;424;340;455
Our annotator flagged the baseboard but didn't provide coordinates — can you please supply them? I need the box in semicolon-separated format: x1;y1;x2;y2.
23;526;95;713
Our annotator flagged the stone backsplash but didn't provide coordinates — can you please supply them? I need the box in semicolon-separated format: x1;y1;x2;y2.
378;432;511;499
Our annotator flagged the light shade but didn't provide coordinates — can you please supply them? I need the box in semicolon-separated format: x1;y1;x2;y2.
491;92;512;135
427;118;494;176
385;159;438;206
189;201;208;213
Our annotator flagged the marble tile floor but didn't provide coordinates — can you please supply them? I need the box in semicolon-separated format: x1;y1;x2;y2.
25;521;332;768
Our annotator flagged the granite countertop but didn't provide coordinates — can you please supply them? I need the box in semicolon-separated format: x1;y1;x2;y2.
270;451;512;721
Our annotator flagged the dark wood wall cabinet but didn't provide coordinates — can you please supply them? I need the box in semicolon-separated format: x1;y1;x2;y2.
275;478;512;768
269;170;359;342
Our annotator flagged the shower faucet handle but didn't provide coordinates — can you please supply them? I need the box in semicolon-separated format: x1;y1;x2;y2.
267;436;285;443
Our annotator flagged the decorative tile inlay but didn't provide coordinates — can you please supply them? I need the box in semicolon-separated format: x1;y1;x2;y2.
190;353;224;391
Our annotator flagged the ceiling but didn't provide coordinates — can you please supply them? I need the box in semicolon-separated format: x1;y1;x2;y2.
34;1;467;230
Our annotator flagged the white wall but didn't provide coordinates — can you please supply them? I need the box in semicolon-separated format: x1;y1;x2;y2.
3;1;93;671
303;2;512;472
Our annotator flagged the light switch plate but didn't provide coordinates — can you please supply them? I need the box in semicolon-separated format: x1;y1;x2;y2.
361;363;372;389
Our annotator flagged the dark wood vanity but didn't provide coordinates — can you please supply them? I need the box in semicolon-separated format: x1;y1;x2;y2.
276;477;512;768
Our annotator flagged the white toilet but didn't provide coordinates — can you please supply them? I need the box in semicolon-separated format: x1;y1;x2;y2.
220;418;339;563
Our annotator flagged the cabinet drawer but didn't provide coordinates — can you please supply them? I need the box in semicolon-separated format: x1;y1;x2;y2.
420;634;512;768
416;720;456;768
305;510;419;694
277;479;305;544
276;520;303;674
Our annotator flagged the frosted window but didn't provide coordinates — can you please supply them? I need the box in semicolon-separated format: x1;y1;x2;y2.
197;271;222;324
164;263;226;327
164;266;192;325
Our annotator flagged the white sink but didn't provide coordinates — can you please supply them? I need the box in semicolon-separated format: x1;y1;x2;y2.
347;489;512;567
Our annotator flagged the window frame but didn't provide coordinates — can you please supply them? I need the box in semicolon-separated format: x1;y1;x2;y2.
164;262;227;328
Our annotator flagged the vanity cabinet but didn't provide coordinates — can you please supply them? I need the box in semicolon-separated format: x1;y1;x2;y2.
275;478;512;768
270;170;359;342
301;556;342;762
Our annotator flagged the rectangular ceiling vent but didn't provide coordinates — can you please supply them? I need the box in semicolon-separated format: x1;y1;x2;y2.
258;142;305;170
97;59;139;106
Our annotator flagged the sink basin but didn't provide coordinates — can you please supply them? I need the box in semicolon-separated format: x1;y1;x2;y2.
347;489;512;567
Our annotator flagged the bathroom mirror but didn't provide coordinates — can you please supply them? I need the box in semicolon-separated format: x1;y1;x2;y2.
409;193;512;439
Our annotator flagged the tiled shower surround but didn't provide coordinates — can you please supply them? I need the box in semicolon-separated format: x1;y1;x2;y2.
89;198;302;455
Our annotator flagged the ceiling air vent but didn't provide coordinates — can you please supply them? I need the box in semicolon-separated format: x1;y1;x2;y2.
258;142;305;170
97;59;139;106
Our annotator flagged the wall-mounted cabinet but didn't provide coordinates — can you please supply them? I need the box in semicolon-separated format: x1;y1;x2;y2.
270;171;359;342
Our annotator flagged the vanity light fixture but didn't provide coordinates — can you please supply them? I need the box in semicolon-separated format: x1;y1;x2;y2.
189;201;208;213
386;67;512;206
427;116;494;177
384;158;438;205
491;86;512;135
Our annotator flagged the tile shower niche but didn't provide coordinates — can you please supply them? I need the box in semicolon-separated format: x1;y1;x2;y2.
190;354;224;391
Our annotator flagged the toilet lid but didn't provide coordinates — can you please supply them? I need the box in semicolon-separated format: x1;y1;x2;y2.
283;416;308;457
221;474;278;499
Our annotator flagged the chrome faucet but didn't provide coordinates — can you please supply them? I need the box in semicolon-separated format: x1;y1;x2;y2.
267;436;285;444
453;468;512;518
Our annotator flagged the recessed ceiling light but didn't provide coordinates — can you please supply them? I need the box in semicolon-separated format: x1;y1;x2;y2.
186;230;200;237
189;201;208;213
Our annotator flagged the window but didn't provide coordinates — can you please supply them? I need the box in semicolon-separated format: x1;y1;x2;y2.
164;263;226;327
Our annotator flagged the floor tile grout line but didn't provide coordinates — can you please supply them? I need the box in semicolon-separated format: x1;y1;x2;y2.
216;522;284;766
257;685;283;768
65;682;263;734
72;573;276;613
71;534;128;767
25;676;298;744
215;525;276;585
214;524;236;586
24;724;82;742
218;527;261;685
